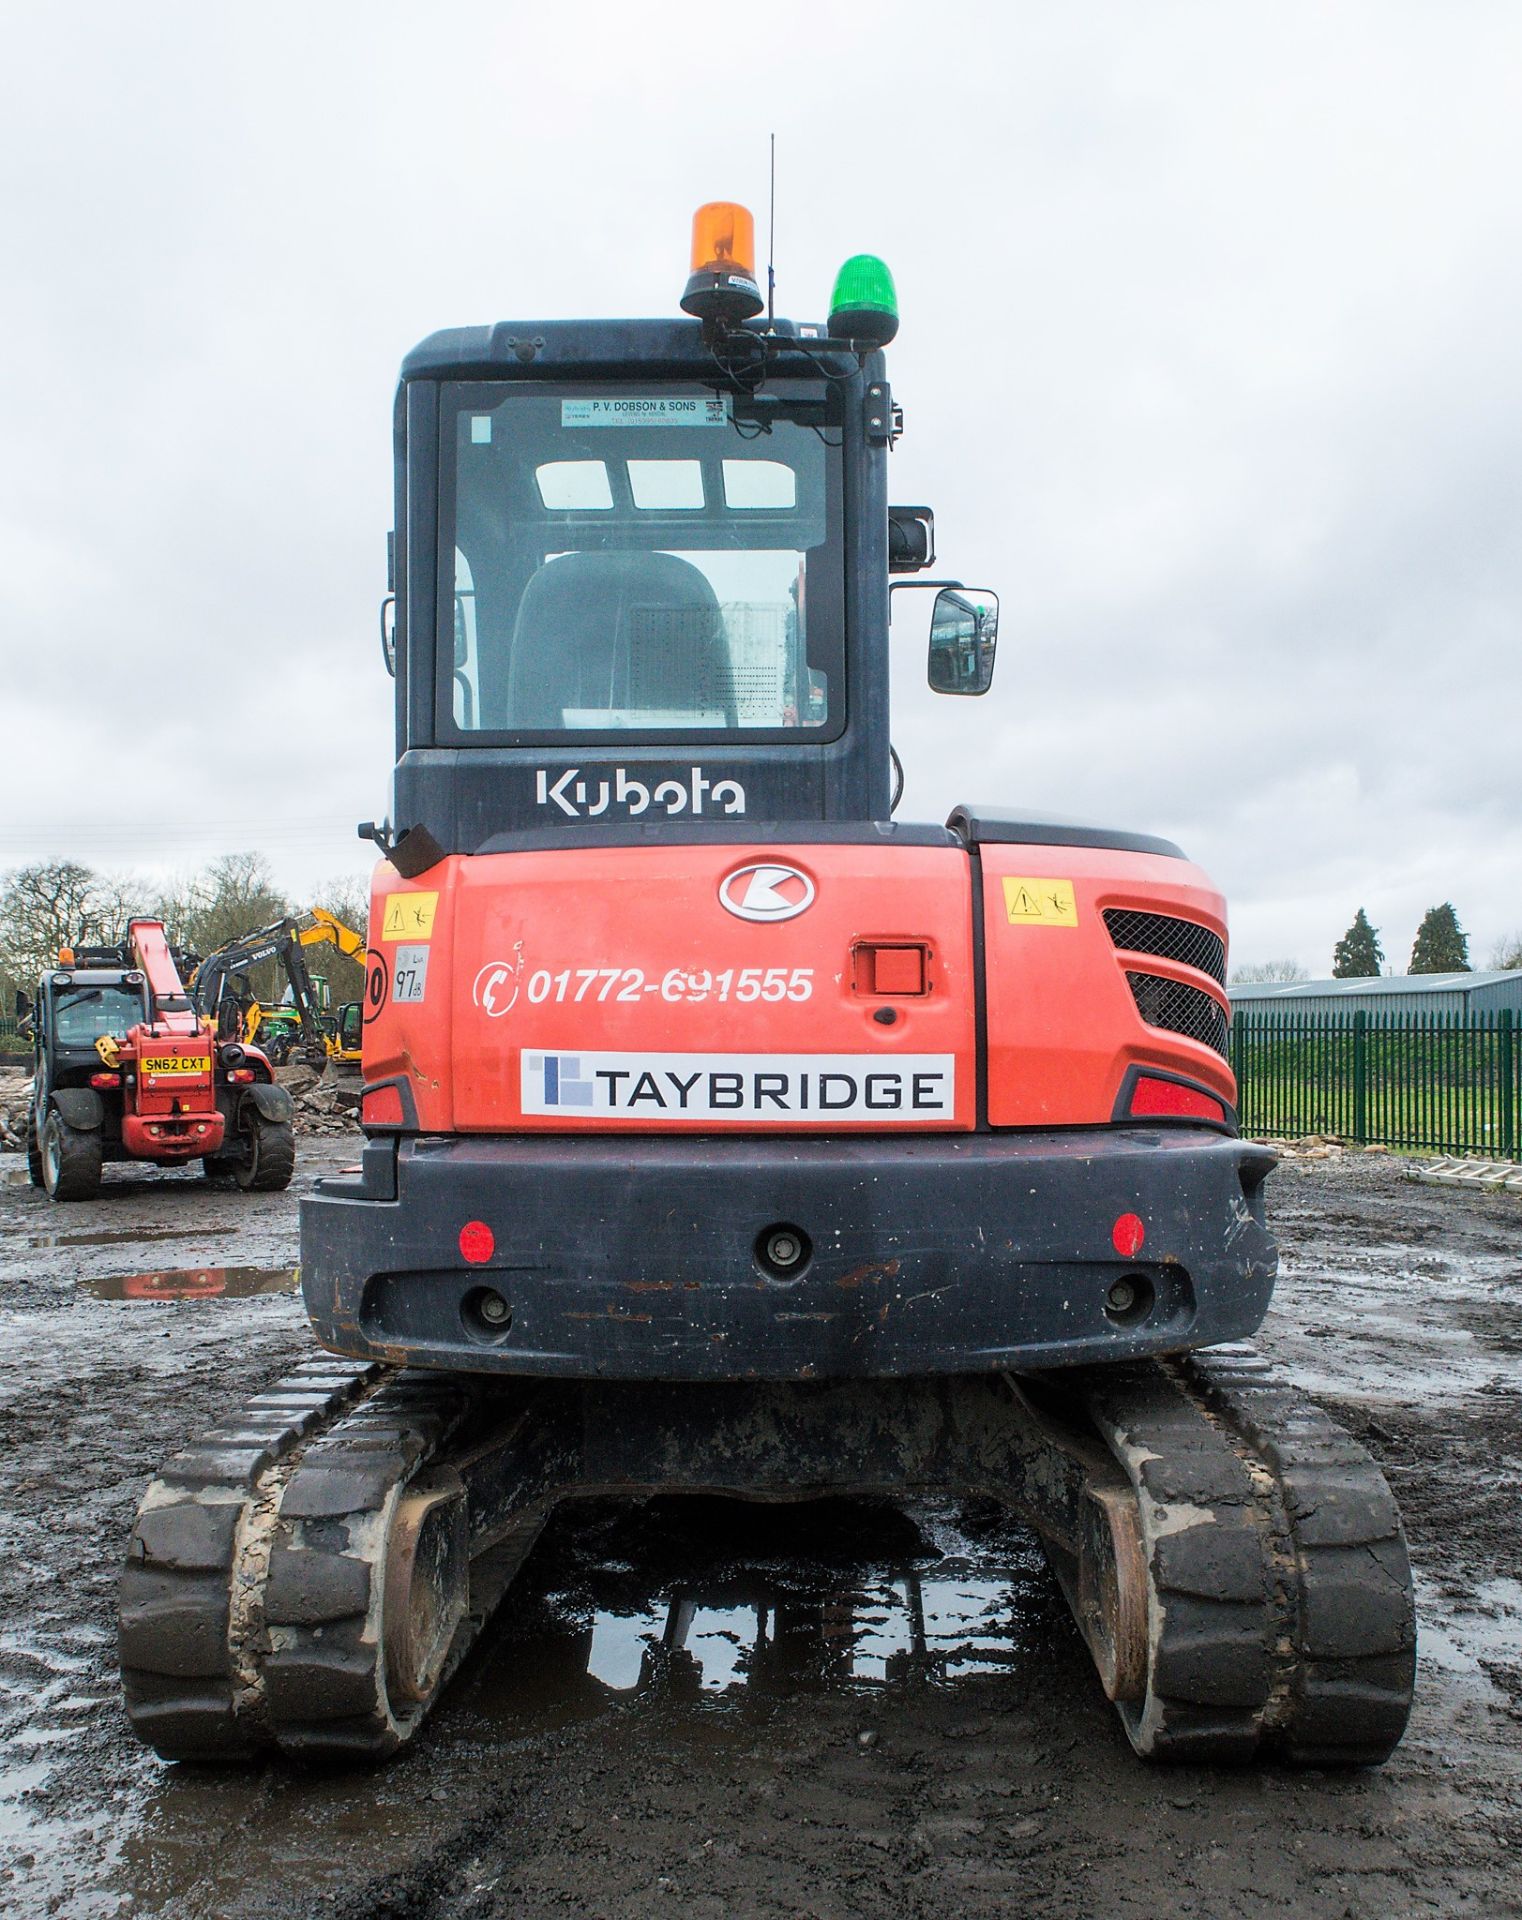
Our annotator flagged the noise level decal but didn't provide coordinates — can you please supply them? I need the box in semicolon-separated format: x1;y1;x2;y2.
1002;877;1078;928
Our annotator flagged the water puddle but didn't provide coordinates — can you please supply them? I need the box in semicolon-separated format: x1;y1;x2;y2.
459;1495;1073;1724
1416;1574;1522;1695
573;1571;1029;1698
77;1267;299;1302
27;1225;202;1252
0;1631;127;1909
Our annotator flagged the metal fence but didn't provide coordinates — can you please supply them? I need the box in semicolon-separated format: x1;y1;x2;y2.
1230;1008;1520;1160
0;1015;24;1057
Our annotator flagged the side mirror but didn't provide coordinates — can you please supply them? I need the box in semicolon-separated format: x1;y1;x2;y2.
380;595;397;677
14;990;30;1019
927;588;999;696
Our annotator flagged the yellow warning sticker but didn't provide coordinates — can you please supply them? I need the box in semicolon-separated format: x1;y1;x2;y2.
380;891;439;942
1002;877;1079;928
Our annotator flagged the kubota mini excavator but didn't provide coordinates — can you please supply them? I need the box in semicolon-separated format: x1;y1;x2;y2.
121;204;1415;1766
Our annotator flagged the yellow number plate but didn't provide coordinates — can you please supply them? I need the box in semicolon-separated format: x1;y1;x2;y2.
141;1055;205;1075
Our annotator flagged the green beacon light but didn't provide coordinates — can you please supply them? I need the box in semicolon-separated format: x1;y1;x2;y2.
828;254;899;346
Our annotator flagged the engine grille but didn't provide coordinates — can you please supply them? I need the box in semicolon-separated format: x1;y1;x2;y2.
1125;971;1230;1057
1104;909;1226;987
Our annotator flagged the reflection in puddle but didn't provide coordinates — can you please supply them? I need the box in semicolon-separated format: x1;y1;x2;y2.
28;1225;202;1252
461;1495;1071;1725
577;1573;1027;1698
78;1267;299;1302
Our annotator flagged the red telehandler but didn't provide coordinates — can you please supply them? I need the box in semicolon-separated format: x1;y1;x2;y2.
21;919;294;1199
121;205;1415;1766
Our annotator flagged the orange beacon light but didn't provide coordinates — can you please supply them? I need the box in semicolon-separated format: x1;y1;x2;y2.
681;201;764;324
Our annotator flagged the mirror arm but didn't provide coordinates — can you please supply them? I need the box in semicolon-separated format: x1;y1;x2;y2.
888;578;965;599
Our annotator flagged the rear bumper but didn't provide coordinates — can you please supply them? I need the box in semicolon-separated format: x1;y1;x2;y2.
300;1127;1277;1381
121;1111;224;1158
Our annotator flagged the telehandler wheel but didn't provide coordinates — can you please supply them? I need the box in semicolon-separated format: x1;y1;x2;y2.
27;1118;44;1188
41;1109;102;1202
235;1110;295;1193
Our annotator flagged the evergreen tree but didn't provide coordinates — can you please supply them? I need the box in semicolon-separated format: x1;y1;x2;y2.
1332;908;1383;978
1409;903;1470;974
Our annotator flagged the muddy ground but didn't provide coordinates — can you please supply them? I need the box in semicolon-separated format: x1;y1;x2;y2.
0;1142;1517;1920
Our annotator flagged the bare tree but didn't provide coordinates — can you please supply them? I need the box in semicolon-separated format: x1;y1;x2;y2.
1489;933;1522;971
310;875;371;1006
0;860;126;991
1229;959;1310;984
152;853;290;961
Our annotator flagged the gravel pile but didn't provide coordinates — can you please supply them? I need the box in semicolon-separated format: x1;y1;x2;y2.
275;1062;363;1137
0;1067;31;1152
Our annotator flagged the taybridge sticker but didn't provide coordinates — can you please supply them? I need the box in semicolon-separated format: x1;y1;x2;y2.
381;891;439;941
521;1052;954;1121
1001;877;1078;927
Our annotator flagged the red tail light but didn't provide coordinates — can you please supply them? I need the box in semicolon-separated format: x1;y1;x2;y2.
1130;1074;1227;1123
89;1071;121;1089
459;1221;495;1265
227;1068;256;1084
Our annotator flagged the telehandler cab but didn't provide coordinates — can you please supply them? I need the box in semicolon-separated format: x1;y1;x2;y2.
121;204;1415;1766
22;919;294;1200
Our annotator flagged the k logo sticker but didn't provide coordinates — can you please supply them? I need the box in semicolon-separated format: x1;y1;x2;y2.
718;862;816;923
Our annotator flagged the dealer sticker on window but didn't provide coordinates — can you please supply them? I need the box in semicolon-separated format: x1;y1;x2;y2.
560;396;731;428
521;1051;955;1122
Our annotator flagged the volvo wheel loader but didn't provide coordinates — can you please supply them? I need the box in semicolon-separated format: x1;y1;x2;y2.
121;204;1415;1766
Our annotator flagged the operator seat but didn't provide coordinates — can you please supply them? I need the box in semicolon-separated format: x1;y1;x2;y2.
504;550;736;729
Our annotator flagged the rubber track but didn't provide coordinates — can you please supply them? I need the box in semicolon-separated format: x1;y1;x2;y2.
119;1357;384;1759
120;1359;481;1761
1080;1342;1415;1765
258;1369;479;1758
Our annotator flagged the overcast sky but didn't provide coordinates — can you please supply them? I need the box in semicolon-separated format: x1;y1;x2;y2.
2;2;1518;974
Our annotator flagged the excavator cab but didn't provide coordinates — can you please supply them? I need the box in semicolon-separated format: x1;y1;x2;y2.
121;207;1416;1774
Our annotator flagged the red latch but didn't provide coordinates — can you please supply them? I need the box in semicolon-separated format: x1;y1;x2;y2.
852;942;930;995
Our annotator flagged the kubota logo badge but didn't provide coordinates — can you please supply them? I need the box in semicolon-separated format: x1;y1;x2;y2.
718;863;816;924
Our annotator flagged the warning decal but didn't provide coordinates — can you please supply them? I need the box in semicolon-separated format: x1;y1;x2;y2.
1001;877;1078;928
380;892;439;942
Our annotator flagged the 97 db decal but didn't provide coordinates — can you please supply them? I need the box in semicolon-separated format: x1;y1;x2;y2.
521;1052;954;1122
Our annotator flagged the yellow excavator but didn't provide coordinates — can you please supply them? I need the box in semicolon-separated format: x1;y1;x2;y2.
190;910;366;1069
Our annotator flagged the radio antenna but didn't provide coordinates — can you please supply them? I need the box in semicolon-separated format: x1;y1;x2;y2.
767;132;776;327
